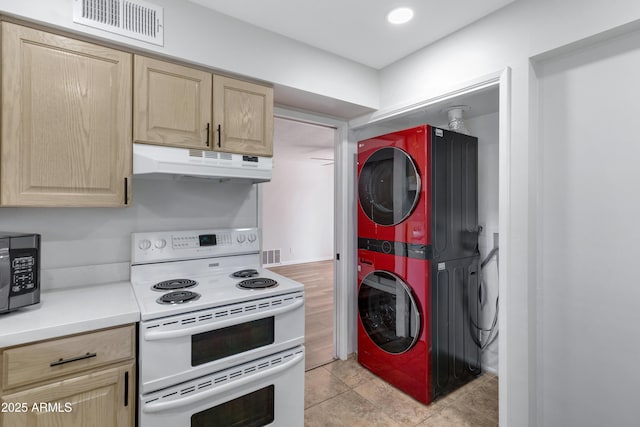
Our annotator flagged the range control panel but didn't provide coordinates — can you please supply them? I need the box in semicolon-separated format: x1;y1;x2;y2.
132;228;260;264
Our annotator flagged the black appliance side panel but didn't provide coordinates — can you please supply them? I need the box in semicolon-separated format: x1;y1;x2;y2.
431;256;481;400
431;128;479;261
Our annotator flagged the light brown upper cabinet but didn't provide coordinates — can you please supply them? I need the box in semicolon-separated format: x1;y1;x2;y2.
1;23;132;207
134;56;212;150
213;75;274;157
134;55;274;157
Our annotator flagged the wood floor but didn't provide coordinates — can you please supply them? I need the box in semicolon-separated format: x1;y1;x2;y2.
269;260;335;370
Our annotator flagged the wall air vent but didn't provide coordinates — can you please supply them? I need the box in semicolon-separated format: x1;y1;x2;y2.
73;0;164;46
262;249;281;266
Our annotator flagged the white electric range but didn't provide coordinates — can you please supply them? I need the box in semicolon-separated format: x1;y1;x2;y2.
130;227;305;427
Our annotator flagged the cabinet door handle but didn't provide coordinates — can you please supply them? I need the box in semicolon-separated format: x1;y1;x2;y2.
50;352;97;367
217;124;221;147
124;177;129;205
205;123;210;146
124;371;129;407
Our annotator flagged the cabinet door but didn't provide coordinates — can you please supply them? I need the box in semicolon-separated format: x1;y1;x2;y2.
1;363;134;427
213;75;274;157
134;55;212;150
1;23;132;207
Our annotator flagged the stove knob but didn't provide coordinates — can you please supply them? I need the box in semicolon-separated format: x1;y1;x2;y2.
139;239;152;250
155;239;167;249
237;234;246;243
248;233;257;242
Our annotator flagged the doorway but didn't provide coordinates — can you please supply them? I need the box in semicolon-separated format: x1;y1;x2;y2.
349;70;509;423
262;117;337;370
352;86;501;376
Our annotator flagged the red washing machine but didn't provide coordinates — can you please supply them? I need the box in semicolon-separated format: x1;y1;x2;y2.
357;125;481;404
357;250;432;403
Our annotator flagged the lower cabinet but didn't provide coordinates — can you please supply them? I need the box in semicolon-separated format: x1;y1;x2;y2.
1;363;134;427
0;325;136;427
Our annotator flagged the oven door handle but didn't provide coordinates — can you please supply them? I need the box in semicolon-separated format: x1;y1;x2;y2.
141;351;304;413
144;299;304;341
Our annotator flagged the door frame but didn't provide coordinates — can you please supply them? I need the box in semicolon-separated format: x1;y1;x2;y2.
349;67;511;425
263;107;351;360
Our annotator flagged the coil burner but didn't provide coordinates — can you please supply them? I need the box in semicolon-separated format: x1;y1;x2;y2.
156;290;201;305
232;269;259;278
237;278;279;290
152;279;198;292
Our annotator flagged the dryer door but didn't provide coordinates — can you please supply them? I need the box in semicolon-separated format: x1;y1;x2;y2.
358;270;421;354
358;147;421;226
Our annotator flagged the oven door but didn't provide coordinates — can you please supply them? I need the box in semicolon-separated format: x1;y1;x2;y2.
140;346;304;427
139;291;304;393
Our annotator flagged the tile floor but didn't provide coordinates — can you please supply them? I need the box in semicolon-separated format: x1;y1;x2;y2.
304;356;498;427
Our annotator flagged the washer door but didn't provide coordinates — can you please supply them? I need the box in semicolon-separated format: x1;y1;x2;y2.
358;147;421;226
358;271;421;354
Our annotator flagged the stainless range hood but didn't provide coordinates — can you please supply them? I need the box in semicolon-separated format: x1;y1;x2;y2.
133;143;272;183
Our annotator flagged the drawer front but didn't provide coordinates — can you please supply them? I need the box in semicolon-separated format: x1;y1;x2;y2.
2;325;134;390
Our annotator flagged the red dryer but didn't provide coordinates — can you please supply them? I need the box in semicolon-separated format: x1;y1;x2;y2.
357;125;481;405
357;126;430;248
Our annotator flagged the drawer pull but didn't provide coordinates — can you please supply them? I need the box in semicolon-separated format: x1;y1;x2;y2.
50;352;97;367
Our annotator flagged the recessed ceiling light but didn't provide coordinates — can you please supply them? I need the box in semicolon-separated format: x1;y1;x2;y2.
387;7;414;25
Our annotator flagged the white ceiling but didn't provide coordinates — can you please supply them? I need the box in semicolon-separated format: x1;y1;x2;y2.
189;0;516;69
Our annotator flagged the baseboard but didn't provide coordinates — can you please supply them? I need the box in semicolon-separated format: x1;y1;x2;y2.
266;256;334;267
483;365;498;376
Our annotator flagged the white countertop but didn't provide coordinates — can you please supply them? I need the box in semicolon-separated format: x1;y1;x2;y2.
0;281;140;348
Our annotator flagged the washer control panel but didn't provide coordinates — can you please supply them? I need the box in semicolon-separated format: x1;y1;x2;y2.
132;228;260;264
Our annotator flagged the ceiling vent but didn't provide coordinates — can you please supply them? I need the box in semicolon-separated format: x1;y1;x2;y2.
73;0;164;46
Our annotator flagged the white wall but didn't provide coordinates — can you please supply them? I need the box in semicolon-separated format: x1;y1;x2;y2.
466;113;500;374
0;0;379;112
262;156;334;265
0;178;257;288
536;30;640;427
367;0;640;425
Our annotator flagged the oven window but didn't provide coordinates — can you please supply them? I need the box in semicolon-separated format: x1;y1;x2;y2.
192;317;275;366
191;385;274;427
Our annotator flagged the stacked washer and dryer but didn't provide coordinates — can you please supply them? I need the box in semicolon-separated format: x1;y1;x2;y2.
356;125;481;405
